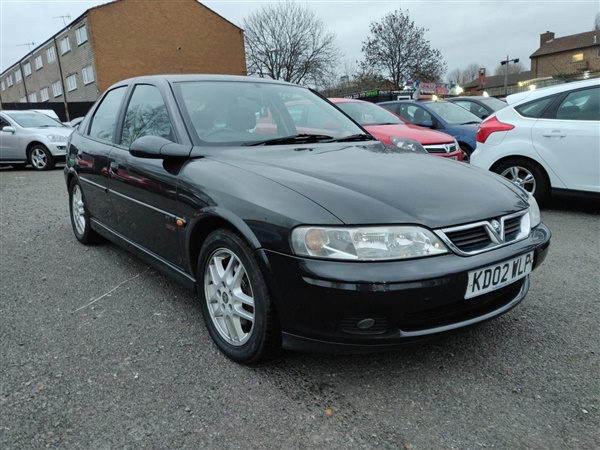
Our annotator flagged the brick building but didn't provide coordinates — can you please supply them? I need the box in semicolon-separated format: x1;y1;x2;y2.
0;0;246;117
530;30;600;79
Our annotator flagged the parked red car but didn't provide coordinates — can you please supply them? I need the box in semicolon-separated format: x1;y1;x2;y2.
329;98;462;160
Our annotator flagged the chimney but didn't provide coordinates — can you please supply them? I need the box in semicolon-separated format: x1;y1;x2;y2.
478;68;486;86
540;31;555;46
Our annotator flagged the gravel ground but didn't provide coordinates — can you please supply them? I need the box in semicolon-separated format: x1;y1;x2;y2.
1;167;598;449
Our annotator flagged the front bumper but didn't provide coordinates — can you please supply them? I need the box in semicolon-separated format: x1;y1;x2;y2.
260;223;550;353
47;142;68;159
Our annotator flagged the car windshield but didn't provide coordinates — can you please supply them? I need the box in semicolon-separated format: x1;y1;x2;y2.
335;101;404;126
6;112;66;128
425;101;482;125
173;81;366;145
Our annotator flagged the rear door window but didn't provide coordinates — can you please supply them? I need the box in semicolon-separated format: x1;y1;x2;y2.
88;86;127;141
555;87;599;121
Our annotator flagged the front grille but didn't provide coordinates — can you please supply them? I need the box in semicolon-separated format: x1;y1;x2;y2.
423;143;458;154
436;210;530;256
397;279;525;332
444;226;490;252
504;216;522;241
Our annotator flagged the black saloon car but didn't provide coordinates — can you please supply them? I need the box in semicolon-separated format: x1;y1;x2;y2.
65;75;550;364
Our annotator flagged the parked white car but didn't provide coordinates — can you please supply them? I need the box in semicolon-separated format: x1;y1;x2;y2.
471;79;599;203
0;110;73;170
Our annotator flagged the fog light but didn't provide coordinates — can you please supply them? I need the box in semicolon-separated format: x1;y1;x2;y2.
357;318;375;329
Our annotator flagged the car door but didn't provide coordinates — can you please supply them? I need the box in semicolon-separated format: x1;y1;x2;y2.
73;86;128;230
0;115;23;161
108;83;183;266
531;86;600;192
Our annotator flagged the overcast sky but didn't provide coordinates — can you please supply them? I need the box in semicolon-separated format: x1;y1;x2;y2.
1;0;598;81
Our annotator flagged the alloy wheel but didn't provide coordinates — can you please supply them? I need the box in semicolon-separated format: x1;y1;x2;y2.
500;165;536;194
30;147;48;169
71;184;86;236
204;248;255;346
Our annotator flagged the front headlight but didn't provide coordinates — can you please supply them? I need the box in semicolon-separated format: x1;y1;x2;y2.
528;194;541;228
47;134;68;143
389;137;426;153
291;226;449;261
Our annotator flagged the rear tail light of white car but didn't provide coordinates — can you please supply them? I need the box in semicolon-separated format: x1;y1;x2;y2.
476;117;515;144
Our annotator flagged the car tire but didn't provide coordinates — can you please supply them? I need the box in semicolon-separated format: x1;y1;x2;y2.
197;229;279;364
495;158;550;205
28;144;55;171
69;178;102;244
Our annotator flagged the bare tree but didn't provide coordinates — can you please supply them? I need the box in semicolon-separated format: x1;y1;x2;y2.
447;63;481;85
359;9;446;88
242;1;341;86
493;61;525;76
595;12;600;30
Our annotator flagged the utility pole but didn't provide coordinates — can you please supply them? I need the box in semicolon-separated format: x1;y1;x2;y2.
500;55;519;97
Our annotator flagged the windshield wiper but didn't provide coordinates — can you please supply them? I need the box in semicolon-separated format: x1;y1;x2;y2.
460;121;481;125
327;134;377;143
244;134;333;146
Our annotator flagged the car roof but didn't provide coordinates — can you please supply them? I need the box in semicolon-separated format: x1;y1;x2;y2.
110;74;300;89
329;98;371;104
506;78;600;106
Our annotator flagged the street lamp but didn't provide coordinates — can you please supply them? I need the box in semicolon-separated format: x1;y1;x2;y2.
500;55;519;96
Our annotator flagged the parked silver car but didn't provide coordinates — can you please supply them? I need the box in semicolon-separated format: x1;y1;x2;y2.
0;110;73;170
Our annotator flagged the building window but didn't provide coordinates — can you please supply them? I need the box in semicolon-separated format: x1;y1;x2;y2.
19;96;27;103
1;80;5;91
35;55;43;70
29;92;38;102
40;87;50;102
47;46;56;63
82;65;95;84
52;80;62;97
60;36;71;54
66;74;77;92
24;62;31;76
572;52;584;62
75;25;88;45
15;69;22;82
7;75;13;87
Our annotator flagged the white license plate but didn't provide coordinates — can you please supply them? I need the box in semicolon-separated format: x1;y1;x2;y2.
465;252;534;299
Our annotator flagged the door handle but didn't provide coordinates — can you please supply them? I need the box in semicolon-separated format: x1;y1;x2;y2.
542;130;566;138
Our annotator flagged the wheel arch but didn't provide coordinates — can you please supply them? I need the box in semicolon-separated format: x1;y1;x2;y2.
490;155;551;187
186;209;262;279
187;210;284;336
26;141;48;157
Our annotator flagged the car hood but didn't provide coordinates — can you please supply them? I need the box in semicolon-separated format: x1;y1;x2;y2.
365;124;453;145
204;142;528;228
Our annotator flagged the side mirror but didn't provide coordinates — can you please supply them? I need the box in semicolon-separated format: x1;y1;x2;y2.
1;126;15;134
422;120;434;129
129;135;191;159
481;114;489;120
